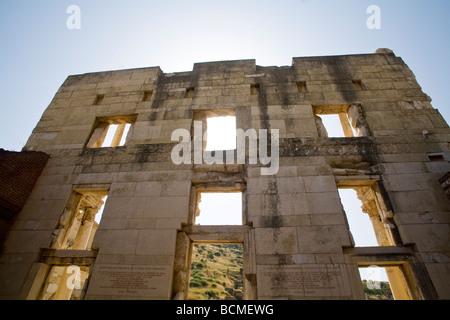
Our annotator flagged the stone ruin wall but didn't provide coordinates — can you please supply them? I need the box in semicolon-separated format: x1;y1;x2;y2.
0;49;449;300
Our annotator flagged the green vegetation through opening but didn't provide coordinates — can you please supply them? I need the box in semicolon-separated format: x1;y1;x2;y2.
188;243;243;300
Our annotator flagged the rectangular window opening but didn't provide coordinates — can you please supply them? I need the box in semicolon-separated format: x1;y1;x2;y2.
93;94;105;105
39;189;109;300
86;115;136;148
143;90;153;101
313;105;369;138
205;116;237;151
296;81;307;93
188;243;244;300
338;188;379;247
186;87;195;98
352;79;366;91
250;84;260;95
51;189;108;250
428;153;444;162
195;192;242;226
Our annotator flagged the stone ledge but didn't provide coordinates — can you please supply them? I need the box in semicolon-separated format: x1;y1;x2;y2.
343;245;415;266
38;248;98;266
181;225;252;243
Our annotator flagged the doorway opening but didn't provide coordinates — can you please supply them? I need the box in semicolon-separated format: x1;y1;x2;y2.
188;243;244;300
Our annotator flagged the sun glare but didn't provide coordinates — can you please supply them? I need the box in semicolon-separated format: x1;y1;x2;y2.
205;116;236;151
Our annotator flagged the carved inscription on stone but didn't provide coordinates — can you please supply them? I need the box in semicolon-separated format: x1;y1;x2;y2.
88;264;170;297
258;264;350;298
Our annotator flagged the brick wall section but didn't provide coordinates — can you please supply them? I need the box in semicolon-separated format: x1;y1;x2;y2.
0;149;49;252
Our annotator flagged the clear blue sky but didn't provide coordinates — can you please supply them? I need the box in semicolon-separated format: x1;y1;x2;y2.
0;0;449;150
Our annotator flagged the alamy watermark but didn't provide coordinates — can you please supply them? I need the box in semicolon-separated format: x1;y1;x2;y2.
171;121;279;175
364;265;384;289
66;5;81;30
66;265;81;290
366;5;381;30
65;5;380;31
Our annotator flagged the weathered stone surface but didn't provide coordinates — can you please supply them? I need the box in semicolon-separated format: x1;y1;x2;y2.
1;50;449;300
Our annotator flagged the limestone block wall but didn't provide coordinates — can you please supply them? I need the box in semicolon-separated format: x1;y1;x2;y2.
0;49;449;300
